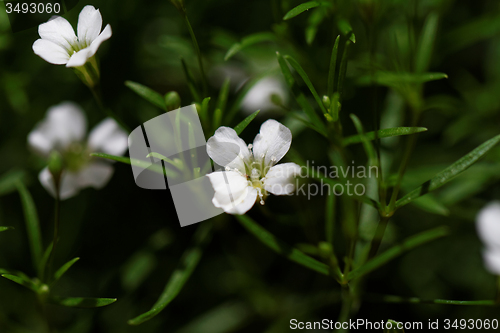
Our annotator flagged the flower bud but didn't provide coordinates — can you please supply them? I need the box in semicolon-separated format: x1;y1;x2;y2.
322;95;331;108
164;91;181;111
48;151;64;179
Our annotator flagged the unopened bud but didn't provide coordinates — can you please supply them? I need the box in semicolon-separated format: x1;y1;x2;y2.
164;91;181;111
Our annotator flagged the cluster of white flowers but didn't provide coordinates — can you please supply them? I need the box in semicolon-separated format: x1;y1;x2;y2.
28;102;128;200
206;119;300;214
476;202;500;275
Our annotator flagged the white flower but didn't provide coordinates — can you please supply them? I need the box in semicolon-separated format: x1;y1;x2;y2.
28;102;128;200
206;119;301;214
32;5;112;68
476;201;500;274
241;76;288;114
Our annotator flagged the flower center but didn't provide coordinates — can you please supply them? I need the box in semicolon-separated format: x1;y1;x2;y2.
62;142;90;172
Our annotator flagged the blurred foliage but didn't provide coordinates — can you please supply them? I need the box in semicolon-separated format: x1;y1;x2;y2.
1;0;500;332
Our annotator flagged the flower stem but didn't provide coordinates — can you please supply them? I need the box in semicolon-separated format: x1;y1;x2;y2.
46;174;61;283
337;285;353;332
183;14;208;97
367;215;390;259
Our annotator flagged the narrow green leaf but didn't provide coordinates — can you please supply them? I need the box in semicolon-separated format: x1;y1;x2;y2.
385;319;405;333
276;52;326;136
128;222;212;325
415;12;439;73
236;215;330;276
376;294;498;306
16;182;43;273
284;55;328;115
396;134;500;208
350;114;377;165
1;274;38;292
348;226;449;281
38;242;53;280
305;8;327;45
234;110;260;135
125;81;166;111
337;18;356;43
0;170;25;196
327;35;340;97
53;257;80;283
411;195;450;216
213;108;223;133
337;40;351;99
49;296;117;308
224;32;276;61
216;78;230;113
283;1;321;20
90;153;168;176
343;127;428;146
0;226;14;232
357;72;448;87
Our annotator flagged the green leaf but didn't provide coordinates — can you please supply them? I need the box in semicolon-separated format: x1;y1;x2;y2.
327;35;341;97
411;195;450;216
283;1;321;20
348;226;449;281
16;182;43;274
53;257;80;283
276;52;326;136
343;127;428;146
337;18;356;43
350;114;377;165
224;32;276;61
216;77;231;113
128;222;212;325
415;12;439;74
396;134;500;208
0;226;14;232
305;8;327;45
358;72;448;87
337;40;351;99
284;55;328;115
234;110;260;135
49;297;117;308
125;81;166;111
90;153;169;176
0;170;25;196
1;274;38;292
236;215;330;276
38;242;53;280
385;319;405;333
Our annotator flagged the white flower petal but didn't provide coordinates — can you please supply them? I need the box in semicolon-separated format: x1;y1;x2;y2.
207;127;251;172
207;171;256;214
65;25;111;68
74;163;114;190
476;201;500;249
32;39;70;65
263;162;301;195
241;76;287;113
28;102;87;156
77;5;102;45
252;119;292;167
89;24;112;55
39;167;79;200
65;47;93;67
88;118;128;155
38;16;77;50
482;248;500;275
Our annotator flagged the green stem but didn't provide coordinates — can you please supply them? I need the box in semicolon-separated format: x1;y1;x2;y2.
367;215;390;259
337;285;353;332
368;294;499;306
184;14;208;97
496;276;500;304
46;174;61;284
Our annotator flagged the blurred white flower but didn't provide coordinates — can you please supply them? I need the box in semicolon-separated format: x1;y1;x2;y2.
206;119;300;214
28;102;128;200
32;5;112;68
241;76;288;114
476;201;500;274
